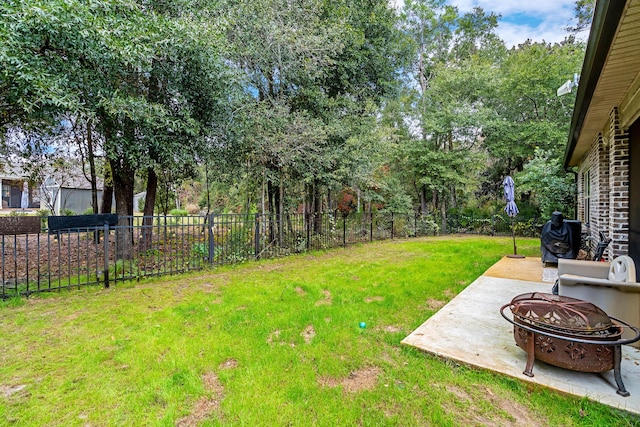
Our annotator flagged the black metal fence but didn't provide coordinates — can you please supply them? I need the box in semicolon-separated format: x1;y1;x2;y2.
0;212;539;298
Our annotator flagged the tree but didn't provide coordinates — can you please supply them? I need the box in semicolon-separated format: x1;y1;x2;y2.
396;0;502;228
1;0;235;257
481;38;584;200
516;148;576;218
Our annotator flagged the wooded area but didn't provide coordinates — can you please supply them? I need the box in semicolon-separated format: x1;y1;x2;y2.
0;0;586;232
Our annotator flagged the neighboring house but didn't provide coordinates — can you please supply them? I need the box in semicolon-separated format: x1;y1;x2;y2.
42;174;105;215
0;166;38;210
563;0;640;275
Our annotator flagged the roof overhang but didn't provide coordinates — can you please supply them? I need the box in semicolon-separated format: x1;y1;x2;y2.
564;0;640;168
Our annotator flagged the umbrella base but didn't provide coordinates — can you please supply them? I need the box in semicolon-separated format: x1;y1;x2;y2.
507;254;525;259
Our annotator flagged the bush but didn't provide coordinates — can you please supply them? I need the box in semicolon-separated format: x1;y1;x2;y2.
169;208;188;216
416;215;440;235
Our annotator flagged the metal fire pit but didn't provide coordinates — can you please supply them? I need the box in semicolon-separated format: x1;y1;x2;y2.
501;292;640;397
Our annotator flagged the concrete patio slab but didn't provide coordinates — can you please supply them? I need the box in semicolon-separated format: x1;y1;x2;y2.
402;256;640;415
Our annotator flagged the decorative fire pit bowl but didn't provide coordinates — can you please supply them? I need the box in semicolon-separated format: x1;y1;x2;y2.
500;292;640;397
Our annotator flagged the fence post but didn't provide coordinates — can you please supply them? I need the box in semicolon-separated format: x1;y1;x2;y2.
306;213;310;251
208;213;215;265
391;212;394;240
103;223;109;288
255;213;260;259
343;216;347;247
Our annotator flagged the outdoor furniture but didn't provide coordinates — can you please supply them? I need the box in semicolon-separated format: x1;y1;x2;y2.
558;256;640;346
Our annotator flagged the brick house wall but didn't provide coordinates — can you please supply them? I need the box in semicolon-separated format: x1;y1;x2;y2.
576;107;630;260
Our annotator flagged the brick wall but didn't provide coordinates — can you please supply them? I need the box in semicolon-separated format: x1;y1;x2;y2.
608;107;630;257
576;107;630;260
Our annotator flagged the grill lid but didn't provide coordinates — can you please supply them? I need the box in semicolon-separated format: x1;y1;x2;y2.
510;292;612;334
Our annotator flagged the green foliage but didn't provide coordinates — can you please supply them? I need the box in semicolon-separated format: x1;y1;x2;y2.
516;148;576;218
191;242;208;259
416;215;440;235
62;209;75;216
137;197;145;213
483;39;585;173
1;0;585;239
169;209;189;217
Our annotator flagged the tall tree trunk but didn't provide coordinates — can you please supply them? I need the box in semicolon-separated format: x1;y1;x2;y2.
86;119;99;214
278;177;284;244
100;150;114;214
313;182;322;234
142;168;158;251
440;193;447;234
110;156;135;260
432;191;437;214
267;179;277;242
420;185;427;215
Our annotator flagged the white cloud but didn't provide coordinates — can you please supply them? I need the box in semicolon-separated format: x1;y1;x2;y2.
450;0;582;47
392;0;587;48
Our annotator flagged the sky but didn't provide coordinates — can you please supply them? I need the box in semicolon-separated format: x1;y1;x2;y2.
393;0;589;48
450;0;586;47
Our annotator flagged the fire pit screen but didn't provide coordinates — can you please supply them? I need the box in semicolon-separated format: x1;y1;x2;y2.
501;292;640;397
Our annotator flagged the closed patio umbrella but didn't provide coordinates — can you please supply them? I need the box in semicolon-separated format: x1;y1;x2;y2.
20;182;29;210
503;176;523;257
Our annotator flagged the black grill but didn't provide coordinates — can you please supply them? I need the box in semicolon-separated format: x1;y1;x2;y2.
540;211;580;264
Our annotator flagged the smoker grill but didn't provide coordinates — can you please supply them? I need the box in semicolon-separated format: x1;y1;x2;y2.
501;292;640;396
540;212;581;264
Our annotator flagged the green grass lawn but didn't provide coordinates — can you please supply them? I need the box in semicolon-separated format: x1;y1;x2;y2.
0;236;637;426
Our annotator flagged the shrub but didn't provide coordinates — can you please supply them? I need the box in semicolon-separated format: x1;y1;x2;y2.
169;208;189;216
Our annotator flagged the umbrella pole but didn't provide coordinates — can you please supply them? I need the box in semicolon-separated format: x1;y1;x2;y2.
508;217;525;259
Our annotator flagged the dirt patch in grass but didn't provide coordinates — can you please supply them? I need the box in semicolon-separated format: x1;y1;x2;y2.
315;290;332;306
176;371;224;426
294;286;307;296
425;298;446;311
267;330;281;345
379;325;402;333
364;296;384;303
443;289;456;298
0;384;27;399
318;366;381;393
219;359;238;370
301;325;316;343
444;384;545;426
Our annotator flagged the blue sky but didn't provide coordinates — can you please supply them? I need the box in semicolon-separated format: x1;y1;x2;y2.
391;0;588;48
448;0;586;47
